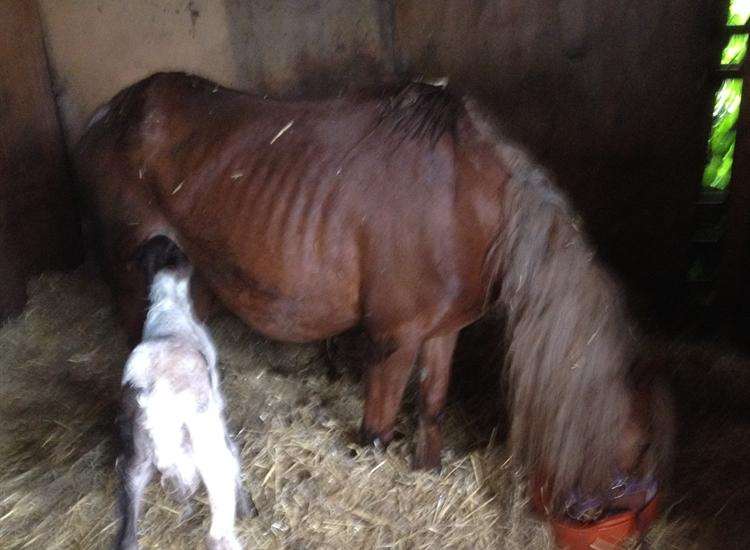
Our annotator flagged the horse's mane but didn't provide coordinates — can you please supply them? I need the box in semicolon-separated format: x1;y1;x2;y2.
463;99;672;510
375;82;462;146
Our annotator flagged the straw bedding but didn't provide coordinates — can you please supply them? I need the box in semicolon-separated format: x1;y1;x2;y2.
0;270;744;549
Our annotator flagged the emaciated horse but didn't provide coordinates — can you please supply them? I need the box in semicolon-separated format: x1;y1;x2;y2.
76;72;672;513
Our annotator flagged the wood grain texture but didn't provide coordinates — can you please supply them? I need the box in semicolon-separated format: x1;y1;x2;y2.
0;0;81;321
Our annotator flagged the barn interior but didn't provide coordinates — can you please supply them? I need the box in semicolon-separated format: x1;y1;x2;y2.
1;1;749;548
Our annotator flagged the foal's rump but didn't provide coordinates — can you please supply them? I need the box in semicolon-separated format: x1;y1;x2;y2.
125;341;220;495
124;341;212;399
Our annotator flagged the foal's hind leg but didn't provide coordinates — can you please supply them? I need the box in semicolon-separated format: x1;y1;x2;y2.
116;424;154;550
414;332;458;471
360;339;419;448
225;434;257;519
192;418;245;550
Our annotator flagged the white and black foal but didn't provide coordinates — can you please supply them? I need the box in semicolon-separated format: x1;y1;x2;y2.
116;236;255;550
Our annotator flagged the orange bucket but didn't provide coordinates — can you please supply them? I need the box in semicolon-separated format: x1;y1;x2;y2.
532;481;660;549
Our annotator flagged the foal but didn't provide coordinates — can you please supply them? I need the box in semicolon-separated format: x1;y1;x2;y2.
116;236;255;550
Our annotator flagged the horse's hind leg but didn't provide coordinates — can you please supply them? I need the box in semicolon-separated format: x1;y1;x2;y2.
360;339;419;448
414;332;458;471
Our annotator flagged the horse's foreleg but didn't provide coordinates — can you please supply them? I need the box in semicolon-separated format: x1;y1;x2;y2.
360;340;419;449
117;294;147;347
414;332;458;471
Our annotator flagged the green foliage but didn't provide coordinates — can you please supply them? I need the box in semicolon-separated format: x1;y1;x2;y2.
721;33;748;65
701;0;750;189
728;0;750;24
703;79;743;189
727;0;750;25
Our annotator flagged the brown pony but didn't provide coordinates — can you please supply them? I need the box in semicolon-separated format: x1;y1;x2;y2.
76;72;671;512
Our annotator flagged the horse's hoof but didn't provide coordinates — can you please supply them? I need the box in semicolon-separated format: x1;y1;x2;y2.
412;454;442;474
358;426;391;451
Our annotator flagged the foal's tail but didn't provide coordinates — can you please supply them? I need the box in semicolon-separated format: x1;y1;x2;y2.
466;100;672;511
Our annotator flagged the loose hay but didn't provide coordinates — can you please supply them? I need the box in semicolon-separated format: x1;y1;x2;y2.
0;270;741;549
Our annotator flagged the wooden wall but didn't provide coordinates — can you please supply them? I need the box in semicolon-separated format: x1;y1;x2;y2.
0;1;81;321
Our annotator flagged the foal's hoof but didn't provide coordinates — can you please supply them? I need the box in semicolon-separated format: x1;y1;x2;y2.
325;362;343;382
237;492;259;519
115;539;138;550
207;535;242;550
177;502;195;524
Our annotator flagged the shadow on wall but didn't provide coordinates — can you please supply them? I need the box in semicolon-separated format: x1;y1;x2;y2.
222;0;396;98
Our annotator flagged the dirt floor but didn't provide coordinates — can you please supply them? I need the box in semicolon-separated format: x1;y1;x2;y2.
1;270;748;549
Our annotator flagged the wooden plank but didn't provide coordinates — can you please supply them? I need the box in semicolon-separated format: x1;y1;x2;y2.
725;24;749;35
716;47;750;345
715;66;744;79
0;0;81;320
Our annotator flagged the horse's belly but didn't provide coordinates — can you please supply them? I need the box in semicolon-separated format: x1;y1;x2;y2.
208;273;360;343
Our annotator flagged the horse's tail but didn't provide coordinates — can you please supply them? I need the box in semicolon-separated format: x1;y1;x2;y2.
466;100;671;511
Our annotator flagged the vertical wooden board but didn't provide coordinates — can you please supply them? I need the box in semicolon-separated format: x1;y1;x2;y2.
717;58;750;341
0;0;81;320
